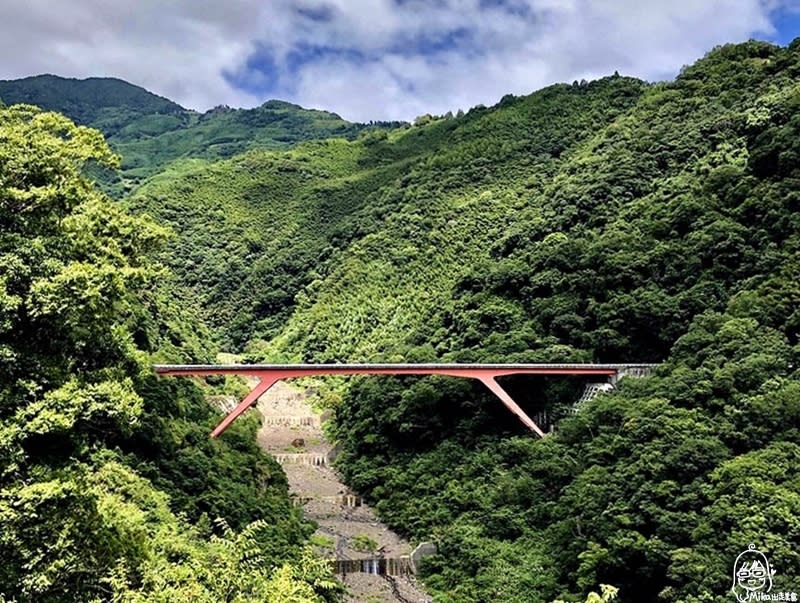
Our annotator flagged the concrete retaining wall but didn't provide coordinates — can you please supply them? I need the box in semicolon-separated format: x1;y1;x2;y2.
273;453;327;466
330;556;412;576
262;415;321;427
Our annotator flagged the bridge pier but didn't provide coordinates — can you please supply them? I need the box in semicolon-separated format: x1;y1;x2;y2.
478;376;546;438
210;376;280;438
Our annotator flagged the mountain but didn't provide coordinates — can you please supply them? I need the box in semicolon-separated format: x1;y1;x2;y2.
0;103;341;601
3;38;799;603
0;73;184;124
0;74;393;194
128;38;800;602
128;74;646;350
328;39;800;603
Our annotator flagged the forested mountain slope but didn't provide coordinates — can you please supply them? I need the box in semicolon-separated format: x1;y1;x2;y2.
0;74;183;124
0;74;385;194
129;74;647;350
330;40;800;602
130;39;800;602
0;105;341;602
5;37;799;603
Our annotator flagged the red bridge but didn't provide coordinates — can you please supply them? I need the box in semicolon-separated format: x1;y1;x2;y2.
153;363;658;438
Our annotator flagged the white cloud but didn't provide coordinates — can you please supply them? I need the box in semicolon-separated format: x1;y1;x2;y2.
0;0;791;121
1;0;265;109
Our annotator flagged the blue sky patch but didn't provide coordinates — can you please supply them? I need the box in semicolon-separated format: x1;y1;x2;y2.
286;44;367;73
478;0;534;19
389;27;477;58
772;7;800;45
222;43;281;97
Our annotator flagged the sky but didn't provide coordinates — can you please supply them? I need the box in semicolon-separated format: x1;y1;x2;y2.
2;0;800;122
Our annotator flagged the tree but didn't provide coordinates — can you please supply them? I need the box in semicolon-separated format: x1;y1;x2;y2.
0;105;343;602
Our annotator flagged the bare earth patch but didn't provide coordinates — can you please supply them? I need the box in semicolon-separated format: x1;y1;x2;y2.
255;382;432;603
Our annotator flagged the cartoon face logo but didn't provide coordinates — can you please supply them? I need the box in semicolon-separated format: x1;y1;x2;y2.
737;559;768;590
732;544;774;602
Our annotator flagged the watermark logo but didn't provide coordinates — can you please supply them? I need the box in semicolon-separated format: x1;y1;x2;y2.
732;544;796;602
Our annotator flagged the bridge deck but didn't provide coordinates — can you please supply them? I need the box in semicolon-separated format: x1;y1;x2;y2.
154;363;656;375
153;363;658;439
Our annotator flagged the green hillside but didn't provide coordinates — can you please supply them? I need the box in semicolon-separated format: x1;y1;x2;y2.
106;100;374;191
0;75;390;194
0;73;183;125
3;37;800;603
128;39;800;602
0;105;341;601
330;40;800;602
130;74;647;350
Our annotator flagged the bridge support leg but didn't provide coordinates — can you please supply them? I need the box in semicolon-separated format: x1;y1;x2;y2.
479;376;546;438
211;377;279;438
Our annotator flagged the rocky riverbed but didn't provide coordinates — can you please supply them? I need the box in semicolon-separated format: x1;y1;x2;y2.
255;382;432;603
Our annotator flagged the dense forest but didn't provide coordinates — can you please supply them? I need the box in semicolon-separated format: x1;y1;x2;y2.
327;41;800;602
2;38;799;602
0;104;341;601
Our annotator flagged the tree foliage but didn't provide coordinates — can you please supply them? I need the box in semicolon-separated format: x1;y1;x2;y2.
186;39;800;602
0;105;341;602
